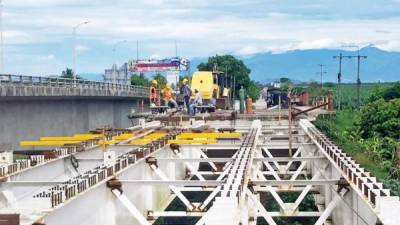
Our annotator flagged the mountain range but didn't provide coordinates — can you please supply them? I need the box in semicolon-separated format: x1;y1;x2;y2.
191;46;400;83
82;47;399;83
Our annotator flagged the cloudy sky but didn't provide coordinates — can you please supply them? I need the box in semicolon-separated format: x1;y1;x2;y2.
2;0;400;75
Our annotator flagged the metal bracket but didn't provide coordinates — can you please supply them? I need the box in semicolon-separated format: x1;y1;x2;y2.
146;157;158;167
106;178;123;194
336;177;350;193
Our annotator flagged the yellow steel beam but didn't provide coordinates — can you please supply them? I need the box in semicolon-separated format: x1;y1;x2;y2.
114;133;134;140
129;139;153;145
20;141;81;147
98;140;118;145
176;132;241;139
73;134;103;139
144;133;167;139
40;136;94;141
168;139;217;144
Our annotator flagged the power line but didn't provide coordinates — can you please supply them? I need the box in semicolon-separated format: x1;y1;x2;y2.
0;0;4;73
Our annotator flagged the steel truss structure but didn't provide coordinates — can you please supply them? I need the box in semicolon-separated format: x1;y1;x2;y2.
0;119;399;225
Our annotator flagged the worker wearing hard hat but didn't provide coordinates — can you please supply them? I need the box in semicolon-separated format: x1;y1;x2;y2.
149;80;159;106
162;83;178;109
182;78;192;113
189;89;203;116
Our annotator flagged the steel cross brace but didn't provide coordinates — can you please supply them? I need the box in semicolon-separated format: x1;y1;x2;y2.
314;189;349;225
246;188;277;225
111;189;151;225
171;149;206;181
149;164;195;211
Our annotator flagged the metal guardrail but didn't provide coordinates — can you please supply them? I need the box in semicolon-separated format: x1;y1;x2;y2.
0;74;149;97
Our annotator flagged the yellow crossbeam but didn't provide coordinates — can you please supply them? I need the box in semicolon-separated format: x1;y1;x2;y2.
98;140;118;145
20;141;81;147
73;134;103;139
145;133;167;139
176;132;241;139
168;139;217;144
129;139;153;145
40;136;94;141
114;133;134;140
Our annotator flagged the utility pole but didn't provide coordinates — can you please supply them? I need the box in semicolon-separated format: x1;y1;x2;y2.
333;53;352;111
287;88;293;156
0;0;4;73
355;54;367;110
136;40;139;60
72;21;89;81
112;40;127;84
343;52;367;111
317;64;327;88
174;40;178;57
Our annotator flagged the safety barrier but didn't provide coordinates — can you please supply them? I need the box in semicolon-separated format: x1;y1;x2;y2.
0;74;149;98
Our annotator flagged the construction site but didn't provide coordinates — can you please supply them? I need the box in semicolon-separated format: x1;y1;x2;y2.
0;89;399;225
0;1;400;224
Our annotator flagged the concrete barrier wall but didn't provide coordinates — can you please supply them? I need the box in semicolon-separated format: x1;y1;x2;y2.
0;98;147;150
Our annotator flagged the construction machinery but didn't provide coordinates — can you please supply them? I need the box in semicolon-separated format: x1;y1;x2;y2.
190;70;232;110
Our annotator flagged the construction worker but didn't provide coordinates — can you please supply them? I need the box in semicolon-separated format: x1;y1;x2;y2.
162;83;178;108
239;86;245;114
190;89;202;116
149;80;159;106
182;78;192;113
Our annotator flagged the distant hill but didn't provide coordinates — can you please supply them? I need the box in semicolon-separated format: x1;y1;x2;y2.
190;47;400;83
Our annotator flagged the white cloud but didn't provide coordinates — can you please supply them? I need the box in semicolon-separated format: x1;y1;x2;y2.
2;0;400;74
75;45;89;54
38;54;55;61
149;53;161;59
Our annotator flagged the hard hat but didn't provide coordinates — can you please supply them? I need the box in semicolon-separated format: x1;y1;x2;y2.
151;80;158;85
166;83;171;88
182;78;188;84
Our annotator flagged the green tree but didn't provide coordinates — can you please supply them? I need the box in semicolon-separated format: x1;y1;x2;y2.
280;77;291;83
130;73;149;86
246;81;262;101
360;98;400;139
153;73;167;89
197;55;261;100
368;82;400;102
61;68;81;79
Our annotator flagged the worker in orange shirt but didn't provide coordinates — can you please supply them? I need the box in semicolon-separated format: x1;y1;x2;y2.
149;80;159;106
162;83;178;108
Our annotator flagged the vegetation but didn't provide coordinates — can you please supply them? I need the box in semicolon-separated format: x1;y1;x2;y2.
279;77;294;91
130;73;149;86
198;55;261;101
153;73;168;89
314;82;400;195
61;68;81;80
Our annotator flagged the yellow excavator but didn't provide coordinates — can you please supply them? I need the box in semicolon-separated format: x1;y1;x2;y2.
190;70;232;110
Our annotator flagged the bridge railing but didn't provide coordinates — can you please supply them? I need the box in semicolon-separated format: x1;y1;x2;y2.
0;74;149;97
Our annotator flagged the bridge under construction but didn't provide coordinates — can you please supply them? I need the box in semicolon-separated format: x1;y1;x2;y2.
0;107;399;225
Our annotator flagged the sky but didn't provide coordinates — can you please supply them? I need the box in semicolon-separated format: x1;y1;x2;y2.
2;0;400;75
